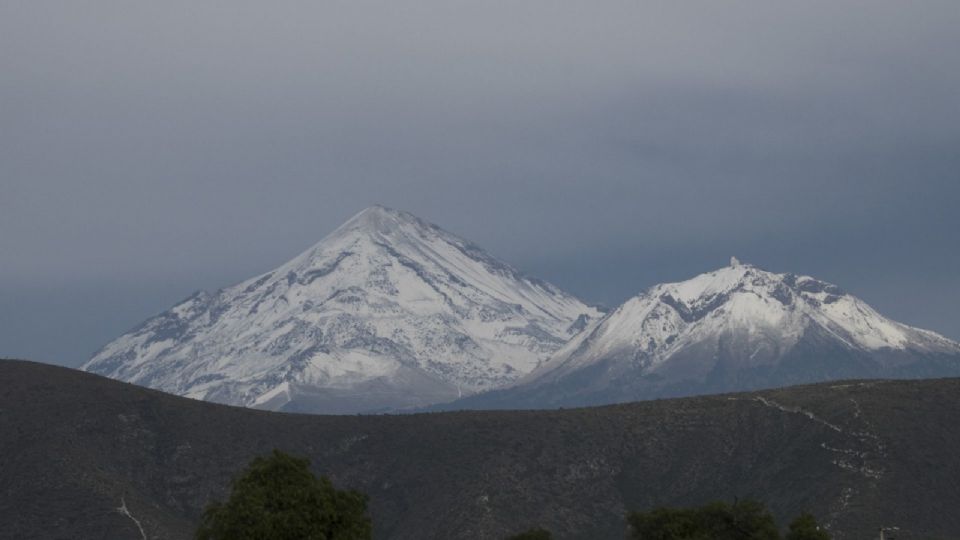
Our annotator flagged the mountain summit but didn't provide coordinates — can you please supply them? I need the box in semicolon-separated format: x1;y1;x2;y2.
84;206;601;413
447;260;960;409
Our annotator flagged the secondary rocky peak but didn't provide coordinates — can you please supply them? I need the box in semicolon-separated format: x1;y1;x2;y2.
654;261;762;307
493;261;960;410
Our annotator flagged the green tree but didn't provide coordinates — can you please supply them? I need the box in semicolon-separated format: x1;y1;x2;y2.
506;527;552;540
785;512;830;540
195;449;371;540
627;499;781;540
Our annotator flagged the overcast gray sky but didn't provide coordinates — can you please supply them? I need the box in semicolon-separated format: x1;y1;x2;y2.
2;1;959;367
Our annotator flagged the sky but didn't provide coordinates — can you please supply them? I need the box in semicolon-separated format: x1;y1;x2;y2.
2;1;959;367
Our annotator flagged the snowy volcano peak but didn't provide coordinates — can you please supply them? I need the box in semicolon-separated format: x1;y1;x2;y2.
287;205;552;298
84;206;601;414
321;205;432;242
287;205;441;268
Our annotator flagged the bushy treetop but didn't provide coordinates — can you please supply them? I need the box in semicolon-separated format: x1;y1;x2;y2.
195;449;371;540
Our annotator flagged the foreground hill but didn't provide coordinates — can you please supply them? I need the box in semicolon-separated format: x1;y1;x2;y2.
3;360;960;539
449;258;960;410
83;206;600;414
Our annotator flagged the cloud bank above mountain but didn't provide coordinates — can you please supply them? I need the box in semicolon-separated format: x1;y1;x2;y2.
1;1;958;365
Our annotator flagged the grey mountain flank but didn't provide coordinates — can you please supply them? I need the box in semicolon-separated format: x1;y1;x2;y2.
4;360;960;540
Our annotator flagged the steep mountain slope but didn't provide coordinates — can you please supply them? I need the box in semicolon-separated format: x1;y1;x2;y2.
83;206;600;413
450;258;960;409
5;359;960;540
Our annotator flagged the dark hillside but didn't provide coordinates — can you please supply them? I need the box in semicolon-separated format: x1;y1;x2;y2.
2;359;959;539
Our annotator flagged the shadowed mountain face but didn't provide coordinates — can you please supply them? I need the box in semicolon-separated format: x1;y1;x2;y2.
83;206;600;414
3;360;960;540
446;260;960;410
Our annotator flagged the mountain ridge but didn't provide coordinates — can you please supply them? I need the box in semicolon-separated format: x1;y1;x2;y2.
83;207;960;413
443;258;960;409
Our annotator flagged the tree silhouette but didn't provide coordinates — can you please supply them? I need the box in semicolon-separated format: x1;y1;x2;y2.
195;449;371;540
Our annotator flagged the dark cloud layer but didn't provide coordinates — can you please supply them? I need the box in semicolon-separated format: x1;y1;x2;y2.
2;1;958;366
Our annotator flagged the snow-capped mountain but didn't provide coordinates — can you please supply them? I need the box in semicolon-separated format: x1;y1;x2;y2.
446;258;960;409
84;206;601;413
